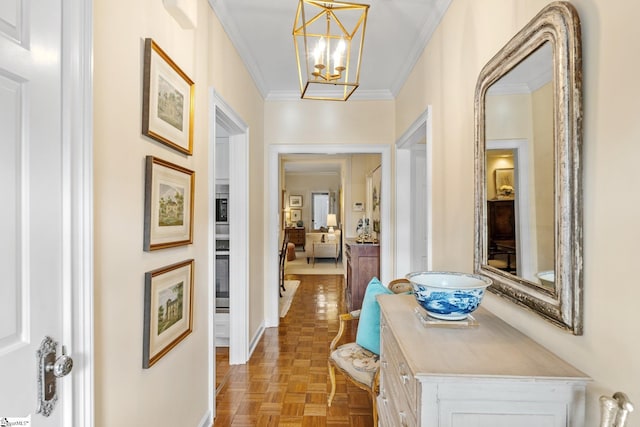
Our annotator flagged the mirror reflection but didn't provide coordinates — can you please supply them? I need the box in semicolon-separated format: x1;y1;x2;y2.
474;1;583;334
484;42;555;289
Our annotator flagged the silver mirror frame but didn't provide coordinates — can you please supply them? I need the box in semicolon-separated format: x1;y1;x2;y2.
474;2;583;334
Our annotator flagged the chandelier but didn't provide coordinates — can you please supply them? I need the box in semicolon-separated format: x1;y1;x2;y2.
293;0;369;101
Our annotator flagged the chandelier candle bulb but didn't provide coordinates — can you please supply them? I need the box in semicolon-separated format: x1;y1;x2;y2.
313;37;326;70
334;38;346;72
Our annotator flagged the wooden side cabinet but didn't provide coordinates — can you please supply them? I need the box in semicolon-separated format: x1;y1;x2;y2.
285;227;305;250
344;239;380;311
487;199;515;243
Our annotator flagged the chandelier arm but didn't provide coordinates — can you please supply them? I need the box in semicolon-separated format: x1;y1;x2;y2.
327;10;350;37
352;15;367;80
348;13;367;38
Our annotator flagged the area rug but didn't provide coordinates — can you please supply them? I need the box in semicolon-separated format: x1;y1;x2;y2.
279;280;300;317
284;251;345;275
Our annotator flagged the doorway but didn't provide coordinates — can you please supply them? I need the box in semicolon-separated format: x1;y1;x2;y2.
267;144;392;328
395;108;433;277
208;90;250;421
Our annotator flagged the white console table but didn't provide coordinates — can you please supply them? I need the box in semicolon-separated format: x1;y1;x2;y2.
376;294;590;427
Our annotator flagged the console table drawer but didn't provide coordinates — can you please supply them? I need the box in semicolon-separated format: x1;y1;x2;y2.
381;319;418;410
378;381;417;427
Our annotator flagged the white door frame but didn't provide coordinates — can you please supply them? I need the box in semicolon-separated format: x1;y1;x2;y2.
208;89;250;420
266;144;392;327
64;0;94;424
395;108;433;277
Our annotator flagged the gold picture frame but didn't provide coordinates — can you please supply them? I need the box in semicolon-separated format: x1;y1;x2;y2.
495;168;515;197
142;38;195;155
289;195;303;208
144;156;195;251
143;259;194;368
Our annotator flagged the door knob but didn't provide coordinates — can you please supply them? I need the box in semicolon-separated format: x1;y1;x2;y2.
37;336;74;417
47;349;73;378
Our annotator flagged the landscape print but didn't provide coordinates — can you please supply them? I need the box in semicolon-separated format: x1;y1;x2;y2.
158;183;184;227
157;282;184;335
157;74;184;132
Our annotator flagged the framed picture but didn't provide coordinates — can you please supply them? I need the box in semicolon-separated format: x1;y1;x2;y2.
143;259;194;368
142;38;195;155
291;209;302;222
371;165;381;213
289;195;303;208
495;168;515;196
144;156;195;251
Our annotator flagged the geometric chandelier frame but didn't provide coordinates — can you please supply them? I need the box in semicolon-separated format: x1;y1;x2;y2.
293;0;369;101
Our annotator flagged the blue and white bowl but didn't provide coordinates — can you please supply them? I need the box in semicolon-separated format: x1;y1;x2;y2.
406;272;493;320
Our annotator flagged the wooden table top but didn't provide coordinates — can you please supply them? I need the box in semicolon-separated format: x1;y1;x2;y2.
377;294;590;381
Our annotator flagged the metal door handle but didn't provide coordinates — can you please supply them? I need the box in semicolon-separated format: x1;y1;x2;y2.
37;336;73;417
48;352;73;378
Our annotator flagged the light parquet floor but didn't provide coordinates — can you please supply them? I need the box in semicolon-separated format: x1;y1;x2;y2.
214;274;374;426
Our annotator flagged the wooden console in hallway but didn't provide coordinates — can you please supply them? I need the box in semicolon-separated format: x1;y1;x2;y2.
345;239;380;311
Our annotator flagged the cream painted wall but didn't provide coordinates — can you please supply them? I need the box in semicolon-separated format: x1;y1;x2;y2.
264;100;394;240
264;100;395;145
486;93;534;141
395;0;640;424
284;172;341;229
94;0;263;425
348;155;382;238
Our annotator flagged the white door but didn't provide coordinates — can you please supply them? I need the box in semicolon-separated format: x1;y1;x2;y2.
0;0;72;423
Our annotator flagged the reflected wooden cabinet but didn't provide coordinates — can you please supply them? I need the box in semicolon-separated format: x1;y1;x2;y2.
487;199;516;272
487;199;515;243
285;227;305;250
345;240;379;311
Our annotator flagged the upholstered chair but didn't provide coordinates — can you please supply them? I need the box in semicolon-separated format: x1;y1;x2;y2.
327;278;411;425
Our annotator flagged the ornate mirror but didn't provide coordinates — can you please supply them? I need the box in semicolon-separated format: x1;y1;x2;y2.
474;2;583;334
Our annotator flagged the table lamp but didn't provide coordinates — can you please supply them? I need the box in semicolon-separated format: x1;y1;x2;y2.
327;214;337;233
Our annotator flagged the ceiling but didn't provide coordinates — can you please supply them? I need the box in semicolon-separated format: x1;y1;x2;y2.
207;0;452;101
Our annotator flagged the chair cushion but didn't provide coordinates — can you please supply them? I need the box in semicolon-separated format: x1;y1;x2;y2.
355;277;392;355
329;342;379;388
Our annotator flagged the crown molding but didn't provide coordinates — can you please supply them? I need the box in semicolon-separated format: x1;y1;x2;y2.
208;0;268;98
390;0;451;97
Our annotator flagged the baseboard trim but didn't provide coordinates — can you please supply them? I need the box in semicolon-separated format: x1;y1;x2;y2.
197;410;212;427
248;321;265;358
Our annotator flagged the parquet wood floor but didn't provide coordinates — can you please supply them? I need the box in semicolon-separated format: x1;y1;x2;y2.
214;274;374;426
